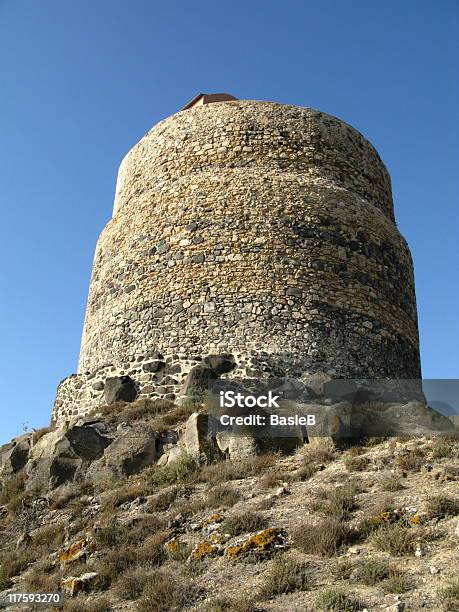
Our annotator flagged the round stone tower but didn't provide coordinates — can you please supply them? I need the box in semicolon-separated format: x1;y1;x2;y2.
53;96;421;423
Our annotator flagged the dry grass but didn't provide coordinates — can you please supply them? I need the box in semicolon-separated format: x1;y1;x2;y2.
32;426;52;444
438;578;459;611
294;463;319;481
302;442;335;463
380;474;404;492
136;569;199;611
426;495;459;519
94;515;165;549
396;448;425;472
200;453;278;485
50;482;94;509
344;456;370;472
93;398;174;424
207;484;241;508
0;548;36;590
316;588;362;611
258;555;311;598
221;510;267;536
257;469;286;489
430;438;454;459
369;524;425;556
114;567;151;600
381;568;412;593
32;522;66;548
200;596;256;611
145;485;180;512
354;559;390;585
63;597;111;612
311;483;358;521
147;453;199;488
292;519;356;557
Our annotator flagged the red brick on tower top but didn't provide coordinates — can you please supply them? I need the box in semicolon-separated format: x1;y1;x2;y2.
181;93;238;110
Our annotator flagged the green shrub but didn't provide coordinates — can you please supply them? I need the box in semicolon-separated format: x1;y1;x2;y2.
354;559;390;585
148;453;199;488
316;588;362;611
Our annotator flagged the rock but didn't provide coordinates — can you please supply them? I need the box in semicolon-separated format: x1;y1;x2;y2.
156;444;183;466
273;484;290;497
104;375;138;404
202;353;236;375
429;566;440;574
455;520;459;538
216;432;258;459
92;381;104;391
181;365;217;401
65;424;112;461
348;546;360;554
25;420;115;492
103;423;158;476
0;434;32;479
60;572;98;597
225;527;287;560
188;539;223;561
16;532;32;549
300;372;333;396
58;539;88;566
182;413;222;462
143;360;165;373
26;426;81;492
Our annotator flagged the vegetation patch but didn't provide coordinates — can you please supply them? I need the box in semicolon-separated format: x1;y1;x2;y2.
221;510;267;536
438;578;459;611
258;555;311;597
426;495;459;519
292;519;356;557
207;485;241;508
316;588;362;611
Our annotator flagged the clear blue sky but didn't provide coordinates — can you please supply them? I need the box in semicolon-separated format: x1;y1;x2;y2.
0;0;458;444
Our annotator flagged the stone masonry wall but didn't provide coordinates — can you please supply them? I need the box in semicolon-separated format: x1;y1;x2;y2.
52;100;421;424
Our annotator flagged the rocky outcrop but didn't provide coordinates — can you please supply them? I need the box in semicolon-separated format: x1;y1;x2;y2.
103;423;158;477
104;375;138;405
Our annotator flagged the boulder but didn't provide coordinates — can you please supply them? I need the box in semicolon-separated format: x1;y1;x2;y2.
61;572;98;597
182;413;222;462
181;365;217;401
216;432;258;459
65;423;112;461
103;423;158;476
26;421;114;492
143;360;165;373
0;434;32;479
202;353;236;375
104;375;138;405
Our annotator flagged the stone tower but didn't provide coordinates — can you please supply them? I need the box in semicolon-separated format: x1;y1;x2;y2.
53;95;421;423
